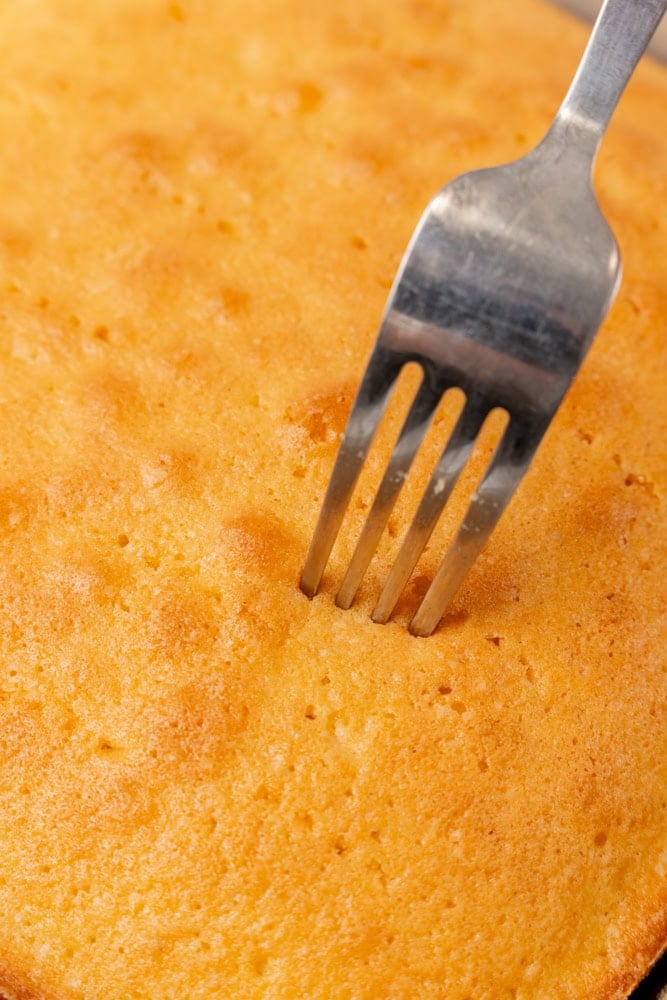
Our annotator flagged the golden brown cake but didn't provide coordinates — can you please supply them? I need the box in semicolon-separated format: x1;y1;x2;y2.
0;1;665;998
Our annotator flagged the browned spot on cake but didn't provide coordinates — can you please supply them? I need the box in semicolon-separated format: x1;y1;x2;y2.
217;512;303;652
147;584;220;663
218;285;250;319
167;2;185;22
70;551;133;603
145;674;250;771
45;465;131;518
295;81;324;113
58;757;160;841
0;484;38;534
0;224;31;261
100;129;175;180
571;472;643;546
285;382;355;449
34;551;134;639
0;697;76;785
232;600;293;655
79;369;145;428
274;81;324;116
139;449;202;495
186;119;251;172
0;963;66;1000
156;336;226;390
222;510;301;584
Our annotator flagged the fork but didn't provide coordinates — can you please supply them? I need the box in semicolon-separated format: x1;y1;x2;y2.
300;0;666;637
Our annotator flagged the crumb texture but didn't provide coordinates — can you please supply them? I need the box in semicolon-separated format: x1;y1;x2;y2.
0;1;665;999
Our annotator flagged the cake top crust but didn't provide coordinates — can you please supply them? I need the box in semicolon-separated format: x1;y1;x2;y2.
0;2;665;998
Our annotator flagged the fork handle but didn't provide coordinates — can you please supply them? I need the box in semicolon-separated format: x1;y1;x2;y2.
552;0;666;159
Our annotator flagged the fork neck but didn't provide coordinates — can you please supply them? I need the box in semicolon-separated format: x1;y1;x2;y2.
546;0;666;168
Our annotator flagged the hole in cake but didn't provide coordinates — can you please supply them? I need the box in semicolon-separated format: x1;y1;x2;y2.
93;325;109;342
594;831;608;848
95;738;126;759
117;533;129;547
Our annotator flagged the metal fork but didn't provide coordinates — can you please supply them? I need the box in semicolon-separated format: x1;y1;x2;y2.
301;0;666;637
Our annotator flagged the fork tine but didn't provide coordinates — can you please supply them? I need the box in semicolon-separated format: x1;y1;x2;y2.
409;419;542;637
371;401;485;625
335;374;441;610
300;349;403;599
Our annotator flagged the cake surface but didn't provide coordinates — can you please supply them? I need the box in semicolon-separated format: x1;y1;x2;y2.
0;1;665;998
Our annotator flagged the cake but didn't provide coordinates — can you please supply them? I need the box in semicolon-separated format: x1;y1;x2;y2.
0;1;665;998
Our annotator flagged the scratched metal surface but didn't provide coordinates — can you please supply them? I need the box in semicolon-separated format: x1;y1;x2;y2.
562;0;667;57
